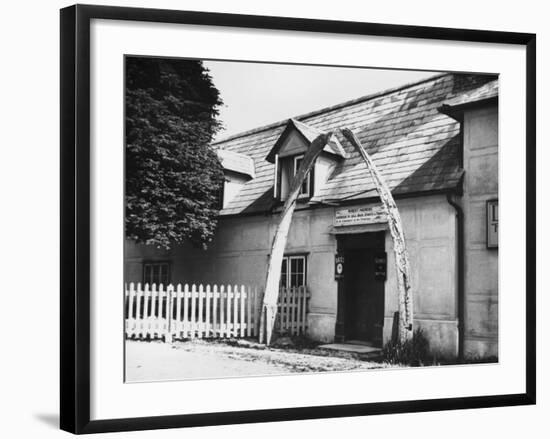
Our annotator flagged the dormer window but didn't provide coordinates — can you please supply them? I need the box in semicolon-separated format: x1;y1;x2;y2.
266;119;346;202
294;155;312;198
216;149;255;209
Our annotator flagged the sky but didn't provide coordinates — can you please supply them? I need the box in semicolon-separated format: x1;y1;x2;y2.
203;60;441;141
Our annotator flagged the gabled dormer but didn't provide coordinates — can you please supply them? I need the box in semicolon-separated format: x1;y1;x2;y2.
216;149;255;209
266;119;346;202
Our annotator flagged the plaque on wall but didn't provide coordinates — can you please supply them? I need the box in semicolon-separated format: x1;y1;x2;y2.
334;205;386;227
487;199;498;249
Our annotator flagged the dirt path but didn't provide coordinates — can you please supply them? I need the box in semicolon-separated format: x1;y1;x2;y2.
126;339;388;382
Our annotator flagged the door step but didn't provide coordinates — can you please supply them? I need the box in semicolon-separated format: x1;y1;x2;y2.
345;339;378;347
318;342;382;359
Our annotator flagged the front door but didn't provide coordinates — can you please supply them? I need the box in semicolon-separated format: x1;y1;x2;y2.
336;232;385;346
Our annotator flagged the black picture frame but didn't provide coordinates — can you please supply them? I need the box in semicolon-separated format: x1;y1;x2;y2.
60;4;536;434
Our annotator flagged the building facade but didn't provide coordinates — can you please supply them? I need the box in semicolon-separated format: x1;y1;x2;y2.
125;73;498;359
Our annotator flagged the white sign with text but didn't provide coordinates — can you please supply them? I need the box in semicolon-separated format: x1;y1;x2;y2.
334;205;386;227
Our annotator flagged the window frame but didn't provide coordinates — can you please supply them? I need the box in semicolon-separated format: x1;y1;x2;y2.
280;254;307;289
142;261;171;286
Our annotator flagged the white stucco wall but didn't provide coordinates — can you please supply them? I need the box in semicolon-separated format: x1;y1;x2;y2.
382;196;458;357
462;105;499;358
125;194;460;355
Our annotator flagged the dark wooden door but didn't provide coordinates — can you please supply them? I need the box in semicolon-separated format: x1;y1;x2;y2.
344;249;384;344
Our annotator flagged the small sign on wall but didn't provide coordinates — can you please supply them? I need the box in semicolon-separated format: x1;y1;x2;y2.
374;252;387;280
487;199;498;249
335;254;345;280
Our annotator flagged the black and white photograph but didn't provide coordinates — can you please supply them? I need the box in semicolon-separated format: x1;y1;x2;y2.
0;0;542;436
123;56;499;383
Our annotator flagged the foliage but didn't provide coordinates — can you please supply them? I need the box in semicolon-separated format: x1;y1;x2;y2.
382;328;431;366
125;57;225;250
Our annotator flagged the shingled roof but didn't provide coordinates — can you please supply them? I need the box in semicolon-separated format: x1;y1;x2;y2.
213;73;497;216
439;79;498;119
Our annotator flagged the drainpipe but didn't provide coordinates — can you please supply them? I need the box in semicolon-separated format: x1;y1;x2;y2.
446;192;465;360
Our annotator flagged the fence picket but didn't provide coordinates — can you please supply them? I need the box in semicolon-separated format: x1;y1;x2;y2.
226;285;232;337
166;285;174;342
175;284;182;338
253;287;260;337
290;287;299;335
278;288;284;333
296;287;304;334
288;288;292;335
286;288;291;334
160;284;167;335
246;286;252;337
124;283;128;317
190;284;197;339
141;283;149;337
293;288;297;334
233;285;239;337
212;285;218;337
205;285;211;337
135;284;143;337
239;285;245;337
150;284;157;337
127;283;135;336
197;284;204;339
220;285;225;337
302;287;308;334
182;284;189;338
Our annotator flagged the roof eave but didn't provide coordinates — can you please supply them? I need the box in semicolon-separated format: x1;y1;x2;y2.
439;96;498;121
219;182;464;218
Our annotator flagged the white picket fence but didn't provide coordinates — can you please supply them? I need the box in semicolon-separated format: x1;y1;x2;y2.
125;283;310;341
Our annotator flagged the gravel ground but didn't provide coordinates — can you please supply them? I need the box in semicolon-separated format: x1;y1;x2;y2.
125;338;392;382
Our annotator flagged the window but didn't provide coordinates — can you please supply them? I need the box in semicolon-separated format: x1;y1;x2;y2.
142;262;170;286
293;155;311;198
280;255;307;288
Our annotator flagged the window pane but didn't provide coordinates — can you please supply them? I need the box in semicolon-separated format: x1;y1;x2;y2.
280;258;288;288
301;172;309;196
159;264;166;285
166;264;170;284
290;258;298;274
294;158;302;174
151;265;159;284
144;265;152;285
296;258;304;274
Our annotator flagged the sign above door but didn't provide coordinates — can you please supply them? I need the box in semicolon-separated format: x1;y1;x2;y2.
334;205;387;227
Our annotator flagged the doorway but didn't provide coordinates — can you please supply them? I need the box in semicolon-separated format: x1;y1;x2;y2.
335;232;385;346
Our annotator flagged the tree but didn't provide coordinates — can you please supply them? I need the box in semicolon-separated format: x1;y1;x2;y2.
125;57;225;250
